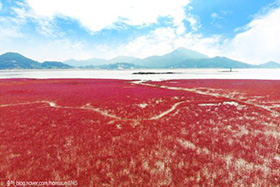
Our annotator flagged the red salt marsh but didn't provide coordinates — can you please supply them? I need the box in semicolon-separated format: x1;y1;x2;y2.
0;79;279;186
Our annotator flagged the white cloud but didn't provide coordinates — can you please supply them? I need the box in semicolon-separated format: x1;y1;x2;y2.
0;2;29;40
32;39;91;61
185;13;201;31
11;1;62;38
110;26;221;59
0;1;60;41
0;17;24;40
25;0;190;32
0;38;96;62
224;6;280;64
6;24;220;62
211;13;219;18
3;0;279;65
0;0;220;61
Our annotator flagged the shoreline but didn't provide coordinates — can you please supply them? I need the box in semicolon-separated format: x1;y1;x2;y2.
0;68;280;80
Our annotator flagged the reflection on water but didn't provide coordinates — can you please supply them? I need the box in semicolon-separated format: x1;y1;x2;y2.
0;69;280;80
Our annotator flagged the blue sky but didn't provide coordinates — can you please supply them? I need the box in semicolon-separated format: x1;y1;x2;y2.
0;0;279;64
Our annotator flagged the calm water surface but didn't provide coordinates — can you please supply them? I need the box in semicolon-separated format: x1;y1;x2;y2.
0;69;280;80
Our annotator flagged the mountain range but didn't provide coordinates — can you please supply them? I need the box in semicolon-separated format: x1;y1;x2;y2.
64;48;280;69
65;56;139;67
0;48;279;70
0;52;72;69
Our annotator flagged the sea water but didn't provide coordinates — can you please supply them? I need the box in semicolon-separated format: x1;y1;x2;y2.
0;69;280;80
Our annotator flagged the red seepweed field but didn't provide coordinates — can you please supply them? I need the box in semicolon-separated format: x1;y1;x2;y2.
0;79;279;186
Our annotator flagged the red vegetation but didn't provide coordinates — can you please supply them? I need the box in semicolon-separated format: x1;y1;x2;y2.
0;79;279;186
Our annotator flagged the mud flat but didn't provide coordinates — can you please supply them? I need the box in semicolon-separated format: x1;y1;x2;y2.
0;79;279;186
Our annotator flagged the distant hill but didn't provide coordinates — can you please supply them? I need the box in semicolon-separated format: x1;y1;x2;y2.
0;52;41;69
64;48;208;68
110;56;139;64
257;61;280;68
41;61;72;69
0;53;72;69
64;58;109;67
1;50;280;70
81;63;142;70
64;56;140;67
174;56;253;69
133;48;209;68
63;48;280;69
